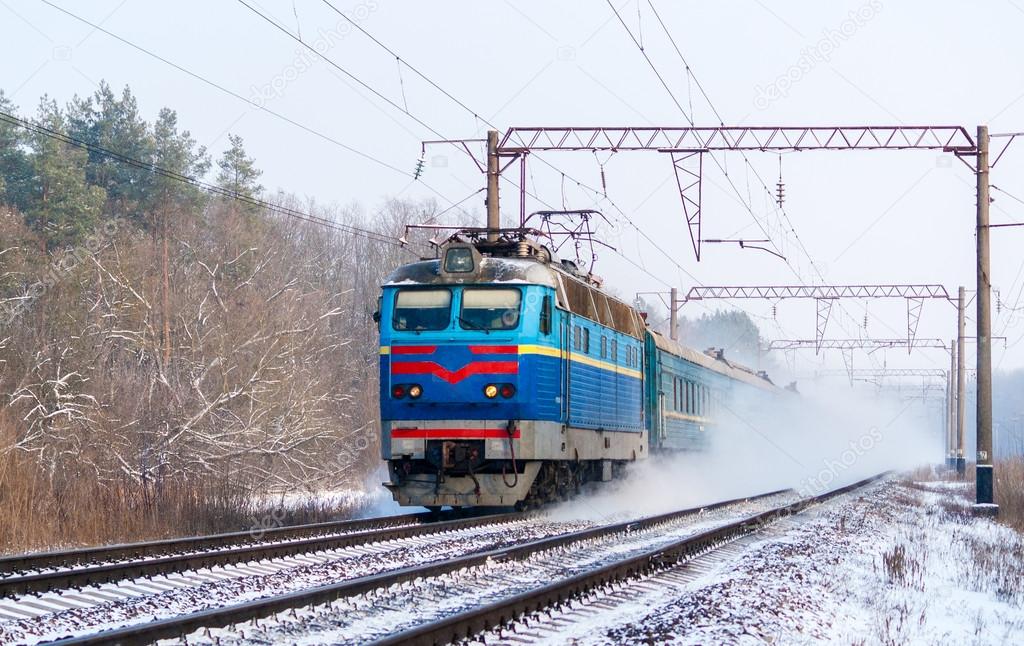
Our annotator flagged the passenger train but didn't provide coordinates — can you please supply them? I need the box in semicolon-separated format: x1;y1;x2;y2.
377;233;787;509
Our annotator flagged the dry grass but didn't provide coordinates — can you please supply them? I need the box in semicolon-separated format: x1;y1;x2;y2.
903;459;1024;534
0;448;368;555
879;541;925;591
964;534;1024;603
996;457;1024;534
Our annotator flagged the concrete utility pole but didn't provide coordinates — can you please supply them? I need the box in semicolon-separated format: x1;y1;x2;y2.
975;125;997;512
670;287;679;341
948;340;956;469
957;286;967;476
486;129;500;241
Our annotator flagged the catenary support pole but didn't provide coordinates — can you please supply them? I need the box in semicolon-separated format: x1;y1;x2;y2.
670;287;679;341
975;125;997;513
486;130;500;241
948;340;956;469
957;286;967;476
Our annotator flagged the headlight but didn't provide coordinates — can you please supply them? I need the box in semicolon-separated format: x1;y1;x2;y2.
483;384;499;399
408;384;423;399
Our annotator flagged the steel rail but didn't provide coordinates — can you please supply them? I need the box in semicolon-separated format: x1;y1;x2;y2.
372;473;887;646
0;510;519;598
45;489;789;645
0;511;455;574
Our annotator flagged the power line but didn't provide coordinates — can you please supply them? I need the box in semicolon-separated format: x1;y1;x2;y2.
238;0;576;230
310;0;733;321
236;0;448;141
605;0;694;125
601;1;812;336
0;109;412;248
317;0;644;250
319;0;485;124
608;1;902;357
643;0;853;298
606;0;788;261
315;0;705;293
606;0;848;337
38;0;408;178
249;0;689;290
38;0;480;225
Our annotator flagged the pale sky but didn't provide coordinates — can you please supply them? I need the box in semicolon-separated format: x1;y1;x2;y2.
4;0;1024;387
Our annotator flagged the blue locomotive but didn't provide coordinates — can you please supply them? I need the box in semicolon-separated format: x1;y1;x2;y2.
377;234;784;509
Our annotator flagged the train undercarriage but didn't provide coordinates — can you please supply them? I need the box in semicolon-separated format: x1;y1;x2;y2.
383;422;641;509
385;456;627;510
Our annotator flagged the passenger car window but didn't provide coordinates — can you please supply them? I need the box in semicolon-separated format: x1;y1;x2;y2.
460;288;522;331
393;289;452;331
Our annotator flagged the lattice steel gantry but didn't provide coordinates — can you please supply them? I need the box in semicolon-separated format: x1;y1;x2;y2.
494;125;977;261
682;284;954;354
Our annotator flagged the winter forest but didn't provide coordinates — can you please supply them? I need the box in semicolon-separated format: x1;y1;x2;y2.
0;82;433;549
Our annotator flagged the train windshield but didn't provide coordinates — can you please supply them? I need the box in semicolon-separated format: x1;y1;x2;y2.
460;288;521;331
393;289;452;331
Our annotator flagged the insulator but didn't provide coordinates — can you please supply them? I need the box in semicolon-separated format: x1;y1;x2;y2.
772;304;777;319
413;155;426;180
517;241;529;257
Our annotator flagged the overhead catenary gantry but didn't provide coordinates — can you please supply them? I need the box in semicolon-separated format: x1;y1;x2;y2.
765;338;948;351
814;368;948;378
813;368;951;384
494;125;977;260
681;284;953;354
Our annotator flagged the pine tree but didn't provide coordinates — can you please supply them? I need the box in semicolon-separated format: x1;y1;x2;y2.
25;98;106;251
149;108;209;220
148;107;210;367
216;134;263;200
0;91;32;210
67;82;153;224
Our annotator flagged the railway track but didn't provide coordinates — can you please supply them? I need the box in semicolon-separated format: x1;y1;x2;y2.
379;473;888;646
0;509;516;598
27;488;793;645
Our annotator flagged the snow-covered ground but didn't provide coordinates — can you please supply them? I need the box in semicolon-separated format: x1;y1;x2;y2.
496;476;1024;645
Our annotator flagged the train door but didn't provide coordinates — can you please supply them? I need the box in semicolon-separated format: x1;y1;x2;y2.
560;311;570;423
657;367;666;449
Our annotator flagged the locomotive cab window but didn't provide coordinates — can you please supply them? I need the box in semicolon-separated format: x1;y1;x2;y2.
393;289;452;331
539;295;552;335
443;247;475;273
460;288;522;331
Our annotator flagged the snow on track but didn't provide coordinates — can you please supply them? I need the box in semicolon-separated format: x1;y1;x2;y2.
0;516;587;645
176;491;801;645
469;476;1024;645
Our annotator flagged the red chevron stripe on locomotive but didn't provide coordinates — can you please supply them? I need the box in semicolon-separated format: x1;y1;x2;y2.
388;345;519;386
390;360;518;384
